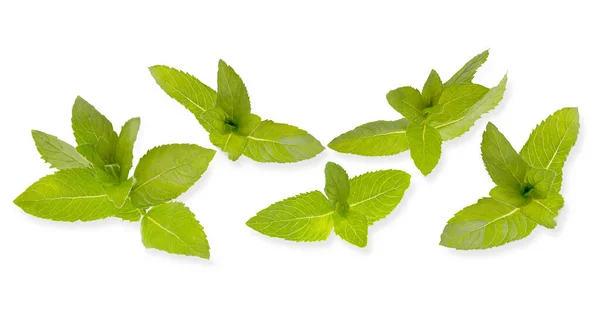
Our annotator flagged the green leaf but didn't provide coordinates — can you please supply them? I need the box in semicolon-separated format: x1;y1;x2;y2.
130;144;215;208
216;60;251;121
114;199;141;222
440;197;536;250
14;168;118;222
324;162;350;203
141;201;210;259
386;86;426;123
114;117;140;181
333;211;368;248
200;106;233;135
524;168;556;199
433;75;507;141
103;178;134;208
519;107;580;192
71;96;118;165
148;65;217;125
236;113;262;136
422;69;443;107
481;123;529;190
489;186;530;207
246;191;334;242
426;84;489;123
31;130;91;169
209;132;248;161
244;120;325;163
520;192;564;229
406;123;442;176
327;119;410;156
444;49;489;86
347;170;411;225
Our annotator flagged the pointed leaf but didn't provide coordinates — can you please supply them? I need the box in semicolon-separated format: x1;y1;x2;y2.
520;192;564;229
489;186;530;207
524;168;556;199
324;162;350;203
216;60;251;121
440;197;536;250
422;69;443;107
426;84;489;123
14;168;118;222
481;123;529;189
71;96;118;164
519;108;580;192
244;120;324;163
333;211;368;248
115;117;140;181
103;178;134;208
328;119;410;156
386;86;426;123
130;144;215;208
347;170;411;225
444;49;489;86
407;123;442;175
209;132;248;161
246;191;334;242
31;130;91;169
141;202;210;258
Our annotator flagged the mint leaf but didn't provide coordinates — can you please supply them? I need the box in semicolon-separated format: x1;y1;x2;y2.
200;106;232;135
489;186;530;207
115;199;141;222
236;113;262;136
386;87;426;123
333;211;368;248
348;169;411;225
520;108;580;192
406;123;442;176
141;201;210;258
209;132;248;161
328;119;410;156
31;130;91;169
422;69;443;107
524;168;556;199
481;123;529;190
444;49;489;86
426;84;489;123
216;60;251;121
148;65;216;123
71;96;118;165
130;144;215;208
246;191;334;242
244;120;324;163
520;192;564;229
115;117;140;181
103;178;134;208
14;168;119;222
440;197;536;250
324;162;350;204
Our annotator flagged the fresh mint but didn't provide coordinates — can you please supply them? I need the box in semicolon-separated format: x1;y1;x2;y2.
246;162;411;247
440;108;579;249
14;97;215;259
328;50;507;176
150;60;325;162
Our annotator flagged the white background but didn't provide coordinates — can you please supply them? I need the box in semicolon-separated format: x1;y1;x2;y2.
1;1;598;311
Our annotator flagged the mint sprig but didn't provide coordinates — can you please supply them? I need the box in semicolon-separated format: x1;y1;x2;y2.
246;162;411;247
328;50;507;176
440;108;579;250
14;97;215;259
149;60;325;163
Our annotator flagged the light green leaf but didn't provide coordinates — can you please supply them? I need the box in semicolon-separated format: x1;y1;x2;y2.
71;96;118;165
148;65;216;124
200;106;233;135
14;168;118;222
237;113;262;136
433;75;507;141
520;192;564;229
407;123;442;176
244;120;324;163
347;170;411;225
209;132;248;161
246;191;334;242
444;49;489;86
31;130;90;169
333;211;368;248
130;144;215;208
216;60;251;121
489;186;530;207
520;107;580;192
115;117;140;181
481;123;529;189
114;199;141;222
103;178;134;208
440;197;536;250
328;119;410;156
422;69;443;107
524;168;556;199
324;162;350;203
141;201;210;259
426;84;489;123
386;86;426;123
